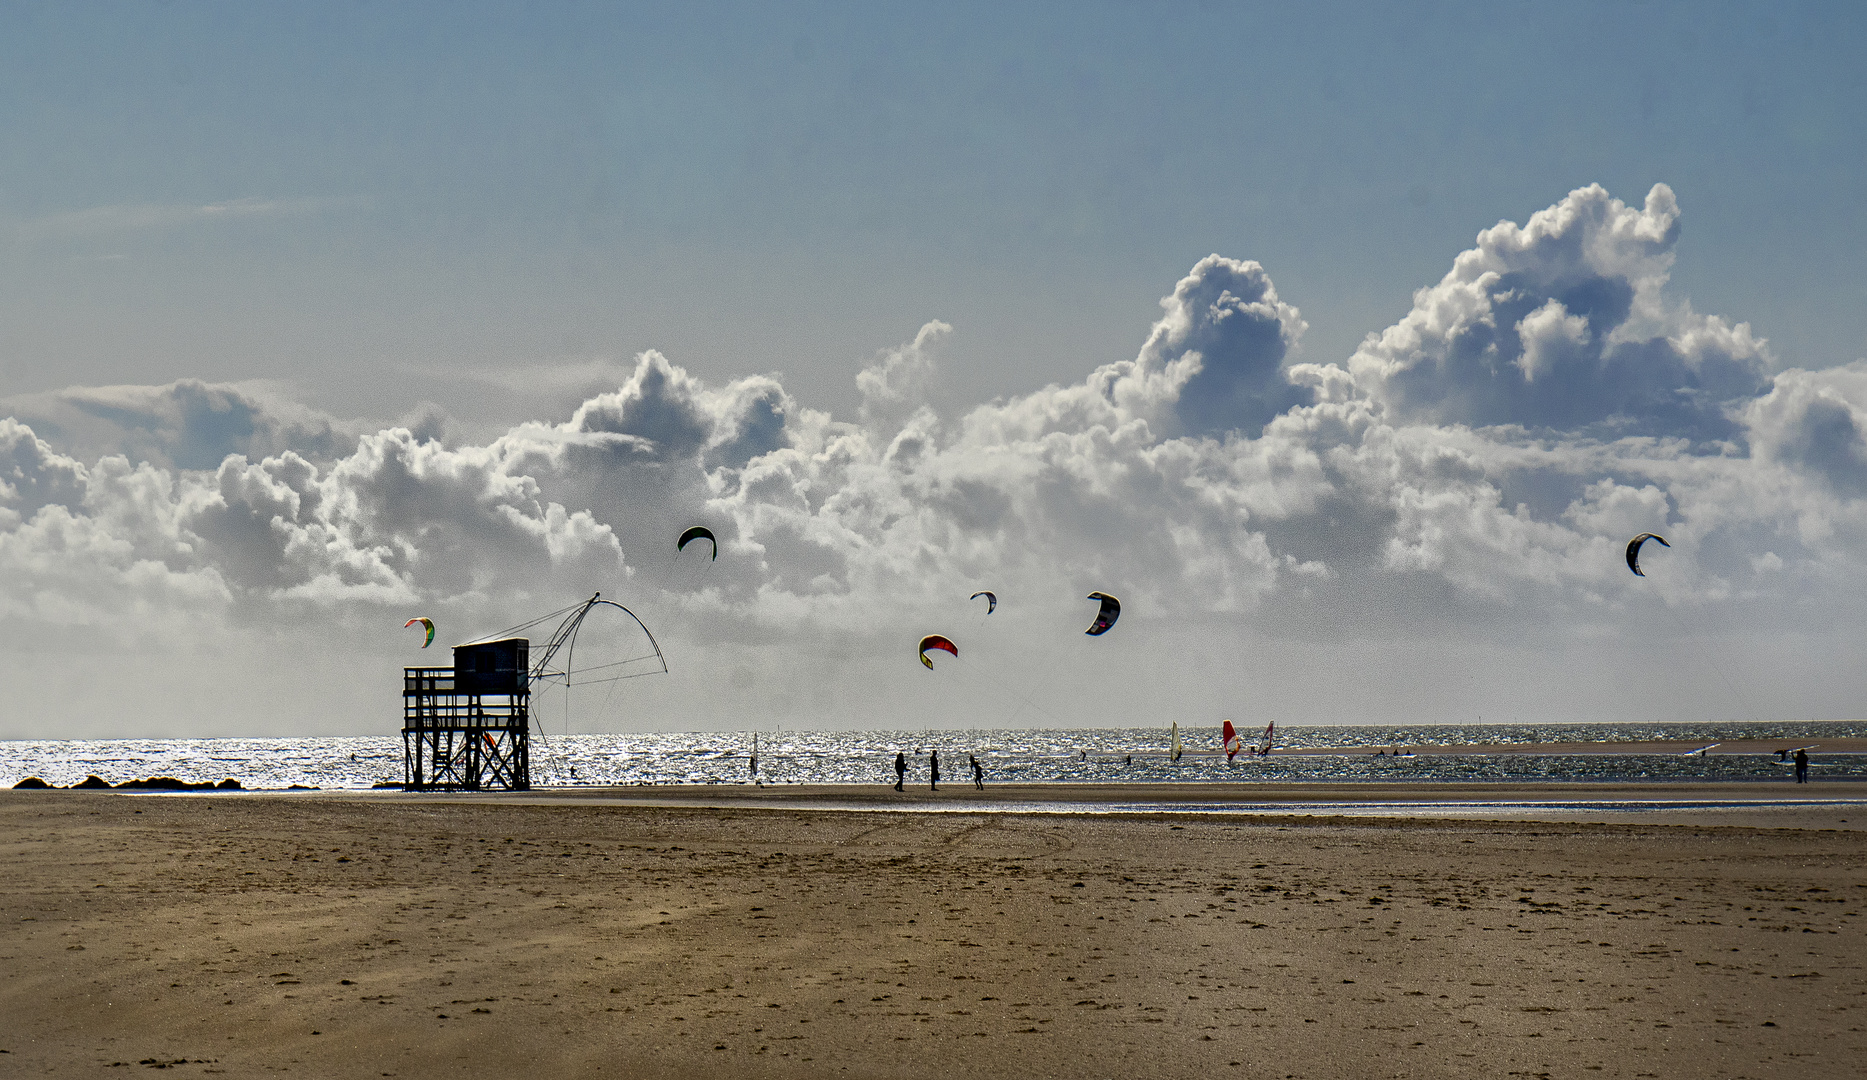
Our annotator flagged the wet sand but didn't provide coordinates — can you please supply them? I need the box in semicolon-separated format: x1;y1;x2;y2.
452;780;1867;830
3;786;1864;1078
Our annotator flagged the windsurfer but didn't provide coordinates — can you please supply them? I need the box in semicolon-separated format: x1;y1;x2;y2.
970;754;984;790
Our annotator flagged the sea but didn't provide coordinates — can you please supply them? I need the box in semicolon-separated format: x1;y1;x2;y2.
3;720;1864;791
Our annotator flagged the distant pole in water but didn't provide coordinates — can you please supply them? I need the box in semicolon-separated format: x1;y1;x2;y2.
750;731;759;785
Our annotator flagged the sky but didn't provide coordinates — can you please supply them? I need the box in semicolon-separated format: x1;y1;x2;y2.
3;1;1866;739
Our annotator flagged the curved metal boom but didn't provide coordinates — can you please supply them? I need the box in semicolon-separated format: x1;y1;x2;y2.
528;592;668;687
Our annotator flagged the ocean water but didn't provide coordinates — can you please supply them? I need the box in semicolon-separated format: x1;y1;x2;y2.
3;721;1864;790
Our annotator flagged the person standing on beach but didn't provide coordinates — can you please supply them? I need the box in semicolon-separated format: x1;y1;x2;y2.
970;754;984;790
894;751;907;792
1795;748;1809;784
930;750;940;791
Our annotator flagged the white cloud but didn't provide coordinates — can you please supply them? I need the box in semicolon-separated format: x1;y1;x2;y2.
1743;361;1867;500
857;320;949;435
1514;299;1591;382
6;184;1867;736
1347;184;1771;441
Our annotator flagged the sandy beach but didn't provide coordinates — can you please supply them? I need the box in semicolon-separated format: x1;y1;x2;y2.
3;786;1864;1079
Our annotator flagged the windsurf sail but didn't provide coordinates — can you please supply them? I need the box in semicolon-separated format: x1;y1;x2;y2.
1222;719;1241;762
1260;720;1275;756
1170;722;1183;763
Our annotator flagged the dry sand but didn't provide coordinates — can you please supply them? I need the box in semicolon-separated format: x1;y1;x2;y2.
3;786;1864;1079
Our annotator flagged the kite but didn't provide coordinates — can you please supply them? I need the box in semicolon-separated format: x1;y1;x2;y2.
404;617;435;648
677;525;718;560
918;634;959;669
970;590;997;614
1626;533;1670;577
1084;592;1121;636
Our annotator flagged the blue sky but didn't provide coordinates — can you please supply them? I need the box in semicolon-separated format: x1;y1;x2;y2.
2;2;1866;737
4;3;1861;417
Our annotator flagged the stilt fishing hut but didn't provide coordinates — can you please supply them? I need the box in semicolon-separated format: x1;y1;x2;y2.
400;593;667;791
403;638;531;791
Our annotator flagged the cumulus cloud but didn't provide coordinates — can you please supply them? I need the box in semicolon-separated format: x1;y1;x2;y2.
7;182;1867;736
0;425;232;641
857;320;948;436
1136;256;1310;438
1744;362;1867;500
0;419;622;626
1348;184;1771;442
0;418;88;521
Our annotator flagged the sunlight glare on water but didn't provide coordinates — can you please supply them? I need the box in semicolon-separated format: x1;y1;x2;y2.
2;721;1864;790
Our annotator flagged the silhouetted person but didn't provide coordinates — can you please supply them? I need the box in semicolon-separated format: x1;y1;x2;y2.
894;751;907;792
971;754;984;790
1795;748;1809;784
930;750;940;792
